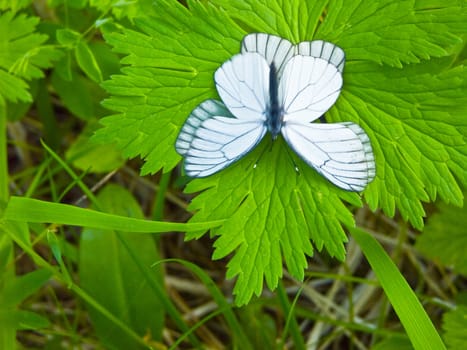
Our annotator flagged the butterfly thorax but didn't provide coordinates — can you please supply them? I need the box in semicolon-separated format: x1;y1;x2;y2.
266;62;284;140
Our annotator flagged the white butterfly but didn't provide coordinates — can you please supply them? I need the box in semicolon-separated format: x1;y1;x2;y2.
176;33;375;191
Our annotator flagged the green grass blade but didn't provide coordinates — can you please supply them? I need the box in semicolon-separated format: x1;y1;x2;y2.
168;308;225;350
0;103;16;350
0;104;7;206
277;282;305;349
4;196;223;232
349;226;446;350
152;171;171;221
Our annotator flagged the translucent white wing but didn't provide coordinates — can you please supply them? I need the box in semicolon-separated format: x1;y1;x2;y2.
176;99;228;156
176;99;267;177
297;40;345;73
214;52;269;122
281;122;375;191
241;33;294;75
279;55;343;123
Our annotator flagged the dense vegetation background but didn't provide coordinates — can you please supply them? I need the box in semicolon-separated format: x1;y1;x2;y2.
1;0;466;349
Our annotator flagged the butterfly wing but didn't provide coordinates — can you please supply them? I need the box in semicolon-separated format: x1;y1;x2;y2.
176;99;267;177
214;52;270;122
241;33;295;75
279;54;343;123
297;40;345;73
281;122;375;191
176;53;270;177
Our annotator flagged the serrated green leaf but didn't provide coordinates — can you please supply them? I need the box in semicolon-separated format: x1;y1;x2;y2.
5;78;38;121
443;305;467;349
416;195;467;275
335;59;466;228
0;69;31;104
185;139;359;304
94;0;245;172
214;0;467;67
212;0;329;41
317;0;465;67
0;12;62;79
95;0;467;304
0;11;61;104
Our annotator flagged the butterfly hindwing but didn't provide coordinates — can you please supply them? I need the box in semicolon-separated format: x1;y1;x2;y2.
176;99;228;156
241;33;295;75
176;99;267;177
281;122;375;191
297;40;345;73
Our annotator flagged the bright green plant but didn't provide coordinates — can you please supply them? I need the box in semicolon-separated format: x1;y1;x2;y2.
94;0;466;304
0;0;466;349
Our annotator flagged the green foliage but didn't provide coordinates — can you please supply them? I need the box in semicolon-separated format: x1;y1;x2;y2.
416;193;467;275
0;0;32;12
52;28;120;121
94;0;467;304
0;1;466;347
0;11;61;105
4;196;224;233
79;184;164;349
0;221;52;349
317;0;464;66
94;0;245;172
350;226;446;350
340;59;466;228
0;267;51;312
66;121;125;172
89;0;158;20
373;337;413;350
185;144;359;304
443;305;467;349
237;303;277;349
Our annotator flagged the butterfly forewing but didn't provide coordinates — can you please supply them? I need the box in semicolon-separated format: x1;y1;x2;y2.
214;52;270;121
279;55;343;123
176;52;273;178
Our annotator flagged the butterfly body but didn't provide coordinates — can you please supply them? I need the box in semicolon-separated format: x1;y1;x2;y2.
266;62;283;140
175;33;376;192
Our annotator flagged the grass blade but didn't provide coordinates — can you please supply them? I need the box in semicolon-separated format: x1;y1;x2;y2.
349;226;446;350
4;196;223;232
